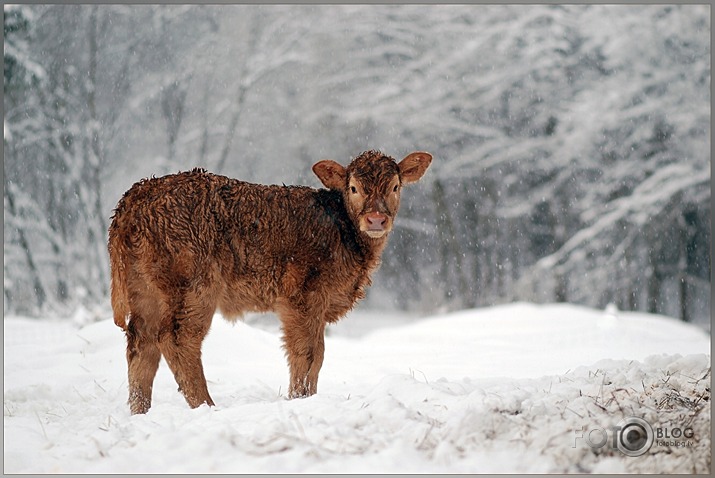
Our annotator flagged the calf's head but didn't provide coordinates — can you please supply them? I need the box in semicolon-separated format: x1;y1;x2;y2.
313;150;432;239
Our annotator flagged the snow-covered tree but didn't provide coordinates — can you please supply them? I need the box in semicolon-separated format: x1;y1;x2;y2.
4;5;710;326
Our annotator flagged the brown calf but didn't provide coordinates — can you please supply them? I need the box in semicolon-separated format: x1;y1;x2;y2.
108;150;432;414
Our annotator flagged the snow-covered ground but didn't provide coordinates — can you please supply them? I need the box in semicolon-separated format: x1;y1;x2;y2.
4;302;711;473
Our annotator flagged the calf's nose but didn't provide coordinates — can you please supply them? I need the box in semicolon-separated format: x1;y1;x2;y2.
365;212;387;230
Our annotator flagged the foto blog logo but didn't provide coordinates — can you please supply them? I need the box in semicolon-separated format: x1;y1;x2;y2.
574;416;696;457
573;417;654;457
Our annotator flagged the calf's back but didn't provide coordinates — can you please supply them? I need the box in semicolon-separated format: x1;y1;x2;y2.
109;168;373;330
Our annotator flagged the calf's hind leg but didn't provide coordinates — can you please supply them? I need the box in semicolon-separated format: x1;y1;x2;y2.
125;316;162;415
157;306;215;409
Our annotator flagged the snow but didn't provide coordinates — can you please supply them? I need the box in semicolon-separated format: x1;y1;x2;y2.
4;302;711;473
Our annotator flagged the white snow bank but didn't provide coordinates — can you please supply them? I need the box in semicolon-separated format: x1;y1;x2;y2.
3;303;711;473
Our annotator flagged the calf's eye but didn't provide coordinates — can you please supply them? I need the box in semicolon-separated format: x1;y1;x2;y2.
350;186;358;194
393;184;399;192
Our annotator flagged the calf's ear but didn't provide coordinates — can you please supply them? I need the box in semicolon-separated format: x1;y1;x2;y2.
313;160;347;190
398;152;432;185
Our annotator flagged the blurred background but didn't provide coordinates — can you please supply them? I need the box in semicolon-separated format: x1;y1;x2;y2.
3;4;711;329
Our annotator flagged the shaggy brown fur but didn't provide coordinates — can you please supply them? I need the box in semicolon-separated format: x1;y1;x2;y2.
108;150;432;414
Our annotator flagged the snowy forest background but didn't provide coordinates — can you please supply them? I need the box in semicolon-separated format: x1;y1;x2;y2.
3;4;711;329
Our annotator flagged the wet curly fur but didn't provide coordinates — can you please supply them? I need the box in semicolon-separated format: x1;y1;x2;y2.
108;150;432;414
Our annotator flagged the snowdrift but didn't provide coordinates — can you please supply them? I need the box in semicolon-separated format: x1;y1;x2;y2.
3;303;711;473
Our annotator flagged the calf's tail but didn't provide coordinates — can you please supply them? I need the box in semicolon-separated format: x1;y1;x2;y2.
108;229;131;331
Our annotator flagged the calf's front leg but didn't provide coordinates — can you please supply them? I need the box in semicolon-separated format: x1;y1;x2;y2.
281;314;326;398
